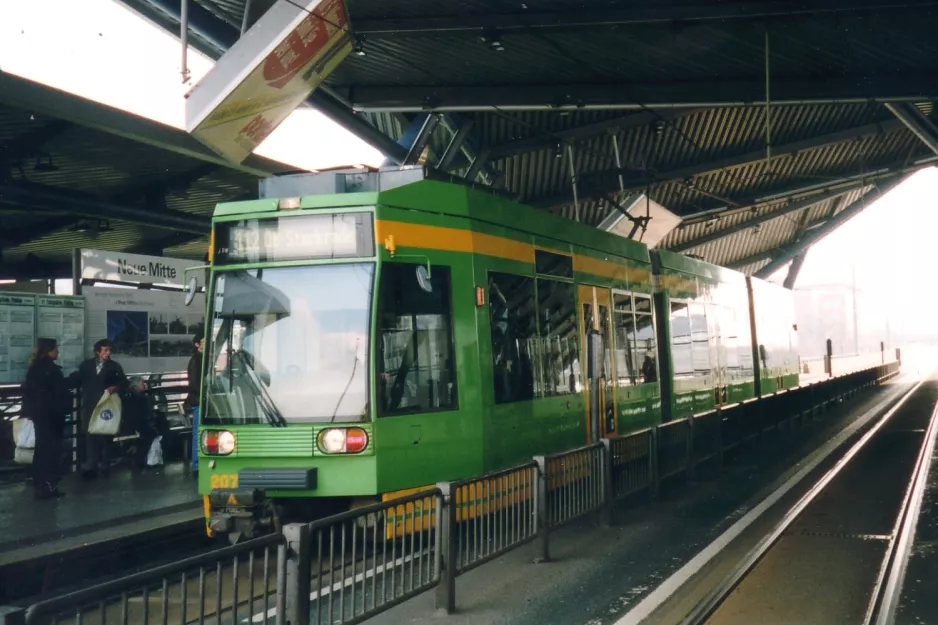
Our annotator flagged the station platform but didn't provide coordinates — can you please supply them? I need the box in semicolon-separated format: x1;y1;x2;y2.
0;462;202;603
363;371;918;625
894;421;938;624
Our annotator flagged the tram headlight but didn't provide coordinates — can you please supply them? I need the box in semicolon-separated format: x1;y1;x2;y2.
317;427;369;454
202;430;236;455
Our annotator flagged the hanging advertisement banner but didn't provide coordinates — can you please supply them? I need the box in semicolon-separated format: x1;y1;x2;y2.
185;0;352;163
78;249;204;288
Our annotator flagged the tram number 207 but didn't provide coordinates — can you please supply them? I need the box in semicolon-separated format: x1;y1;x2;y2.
210;474;239;489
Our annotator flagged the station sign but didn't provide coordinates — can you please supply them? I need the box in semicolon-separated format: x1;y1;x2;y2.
185;0;352;163
78;249;204;288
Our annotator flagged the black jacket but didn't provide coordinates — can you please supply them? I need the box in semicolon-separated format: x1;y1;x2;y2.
71;357;128;428
185;350;203;411
23;358;72;429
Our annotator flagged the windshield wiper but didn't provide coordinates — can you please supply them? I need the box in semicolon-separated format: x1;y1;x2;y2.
232;349;288;427
330;338;360;423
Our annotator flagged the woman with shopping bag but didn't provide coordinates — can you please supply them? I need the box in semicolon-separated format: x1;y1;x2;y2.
22;338;73;499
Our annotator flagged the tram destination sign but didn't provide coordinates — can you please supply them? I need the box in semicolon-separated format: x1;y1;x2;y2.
185;0;352;163
214;212;375;264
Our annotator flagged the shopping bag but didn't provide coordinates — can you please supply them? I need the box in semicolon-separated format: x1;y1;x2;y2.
13;418;35;449
88;390;122;436
14;446;33;465
146;436;164;466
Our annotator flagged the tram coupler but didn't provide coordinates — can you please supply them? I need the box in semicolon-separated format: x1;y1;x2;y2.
205;489;273;540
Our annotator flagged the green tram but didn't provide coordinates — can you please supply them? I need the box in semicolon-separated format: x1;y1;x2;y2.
194;167;799;540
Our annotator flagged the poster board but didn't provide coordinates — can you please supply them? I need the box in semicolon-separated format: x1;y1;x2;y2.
0;293;36;385
0;293;86;384
83;287;205;374
37;296;85;375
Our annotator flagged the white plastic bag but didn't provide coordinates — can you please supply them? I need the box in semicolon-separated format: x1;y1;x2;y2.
13;418;35;449
14;446;33;465
146;436;163;466
88;390;122;436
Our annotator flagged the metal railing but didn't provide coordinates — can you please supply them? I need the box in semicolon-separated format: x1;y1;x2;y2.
11;359;901;625
1;371;192;475
24;533;284;625
304;489;442;625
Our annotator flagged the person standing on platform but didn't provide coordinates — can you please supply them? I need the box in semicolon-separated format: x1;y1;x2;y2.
73;339;128;479
23;338;73;499
124;376;161;471
184;331;204;475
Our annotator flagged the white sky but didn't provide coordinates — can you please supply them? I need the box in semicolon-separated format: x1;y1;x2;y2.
0;0;385;171
2;0;935;338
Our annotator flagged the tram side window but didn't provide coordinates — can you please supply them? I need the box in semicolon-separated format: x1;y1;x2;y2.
536;279;580;396
722;305;740;380
489;272;537;403
612;293;636;387
670;302;694;378
689;302;711;378
377;263;458;416
634;295;658;384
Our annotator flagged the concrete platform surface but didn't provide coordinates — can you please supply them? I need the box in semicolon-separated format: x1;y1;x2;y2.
0;462;200;561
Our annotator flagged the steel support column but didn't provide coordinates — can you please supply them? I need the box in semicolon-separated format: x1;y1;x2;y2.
754;176;906;279
782;252;807;289
885;102;938;156
383;113;442;167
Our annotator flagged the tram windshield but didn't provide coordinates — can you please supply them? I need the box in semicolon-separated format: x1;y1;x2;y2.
203;263;374;425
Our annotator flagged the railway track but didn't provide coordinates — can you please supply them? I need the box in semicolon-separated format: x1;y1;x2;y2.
677;376;938;625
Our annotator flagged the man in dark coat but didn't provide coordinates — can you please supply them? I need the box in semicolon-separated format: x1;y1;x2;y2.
72;339;128;478
184;331;204;474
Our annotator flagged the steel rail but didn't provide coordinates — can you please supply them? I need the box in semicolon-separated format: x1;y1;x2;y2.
678;374;932;625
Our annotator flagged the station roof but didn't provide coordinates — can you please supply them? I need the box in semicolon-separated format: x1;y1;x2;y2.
50;1;938;283
0;70;293;280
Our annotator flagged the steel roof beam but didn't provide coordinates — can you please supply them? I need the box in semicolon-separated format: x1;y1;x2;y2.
667;183;876;254
579;118;905;193
0;71;287;177
486;109;698;160
354;1;938;34
0;216;82;249
754;175;906;278
885;102;938;156
347;77;938;113
121;0;410;164
0;255;70;280
726;249;777;270
534;119;908;213
0;120;73;167
0;183;209;234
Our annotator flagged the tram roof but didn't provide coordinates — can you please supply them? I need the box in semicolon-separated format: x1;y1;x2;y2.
110;1;938;281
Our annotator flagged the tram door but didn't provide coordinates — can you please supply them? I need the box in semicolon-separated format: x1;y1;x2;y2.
708;304;729;407
578;285;617;443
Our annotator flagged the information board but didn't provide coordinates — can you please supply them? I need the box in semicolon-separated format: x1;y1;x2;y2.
36;296;86;375
0;293;36;385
